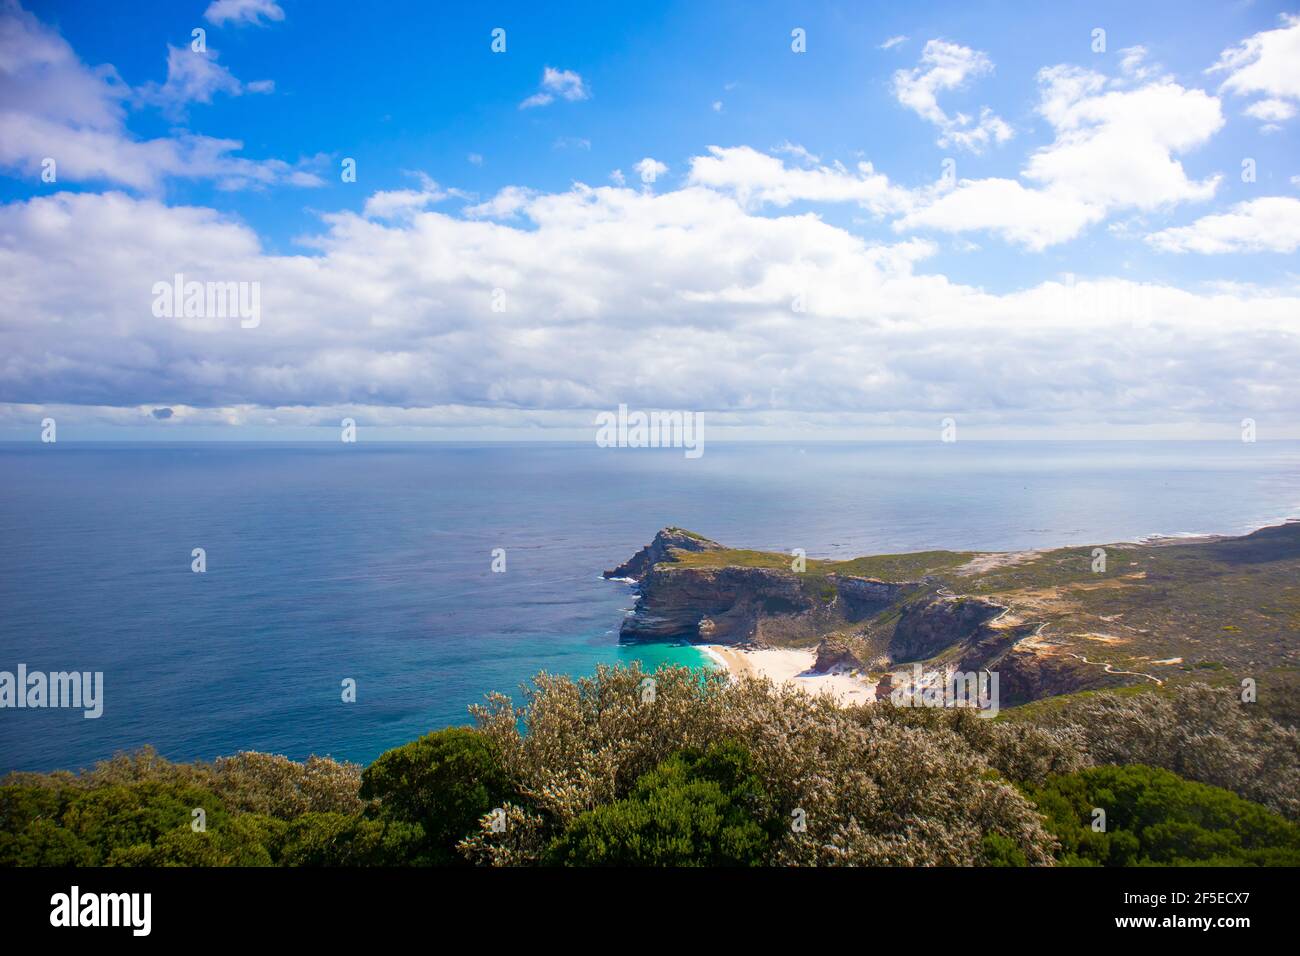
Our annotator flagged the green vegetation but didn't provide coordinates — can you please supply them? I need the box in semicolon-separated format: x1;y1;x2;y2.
669;545;974;581
2;669;1296;867
359;728;517;864
1026;765;1300;866
546;740;778;866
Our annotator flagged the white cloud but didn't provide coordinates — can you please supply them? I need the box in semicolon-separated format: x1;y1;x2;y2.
897;65;1224;249
892;39;1013;153
880;36;907;51
634;157;668;185
137;45;273;117
687;145;911;214
898;178;1101;251
463;185;536;219
1118;45;1160;83
519;67;590;109
203;0;285;27
1145;197;1300;254
772;141;820;165
0;3;316;191
1208;14;1300;127
1243;98;1296;121
363;175;448;220
1208;13;1300;99
4;182;1298;436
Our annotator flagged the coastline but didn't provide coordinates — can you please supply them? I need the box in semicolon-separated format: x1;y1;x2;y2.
697;643;877;705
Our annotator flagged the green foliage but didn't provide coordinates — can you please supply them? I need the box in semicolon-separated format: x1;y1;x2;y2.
3;679;1297;868
980;832;1028;867
0;779;275;866
275;812;424;866
546;740;777;866
1026;765;1300;866
360;727;515;865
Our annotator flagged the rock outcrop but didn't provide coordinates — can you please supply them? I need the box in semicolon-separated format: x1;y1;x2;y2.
603;527;722;582
888;596;1005;662
813;638;862;674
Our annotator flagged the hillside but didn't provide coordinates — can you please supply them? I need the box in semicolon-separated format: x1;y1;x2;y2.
610;521;1300;715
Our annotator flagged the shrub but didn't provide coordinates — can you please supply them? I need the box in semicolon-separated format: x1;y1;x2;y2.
1026;685;1300;819
360;727;516;865
546;740;778;866
1025;764;1300;866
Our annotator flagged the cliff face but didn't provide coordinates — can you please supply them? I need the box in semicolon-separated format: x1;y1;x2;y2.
889;596;1005;661
621;565;810;642
613;529;914;645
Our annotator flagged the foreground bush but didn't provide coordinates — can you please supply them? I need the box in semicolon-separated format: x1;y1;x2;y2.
1023;685;1300;819
1025;765;1300;866
546;740;779;866
461;664;1056;865
359;728;516;865
3;670;1295;866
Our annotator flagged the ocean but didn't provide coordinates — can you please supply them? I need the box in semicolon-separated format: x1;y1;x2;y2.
2;440;1298;773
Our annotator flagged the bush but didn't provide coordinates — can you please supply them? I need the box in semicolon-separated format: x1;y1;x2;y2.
1025;764;1300;866
1025;685;1300;819
461;664;1056;866
360;727;516;865
547;740;777;866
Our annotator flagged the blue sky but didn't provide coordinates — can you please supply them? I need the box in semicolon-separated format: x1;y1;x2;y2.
1;0;1298;439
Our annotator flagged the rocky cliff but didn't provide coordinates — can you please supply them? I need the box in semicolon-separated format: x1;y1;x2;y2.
603;527;723;581
613;529;917;647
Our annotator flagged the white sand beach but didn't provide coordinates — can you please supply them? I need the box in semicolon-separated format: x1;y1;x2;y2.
699;644;877;705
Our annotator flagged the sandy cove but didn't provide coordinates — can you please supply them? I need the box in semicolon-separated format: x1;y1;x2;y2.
698;644;877;706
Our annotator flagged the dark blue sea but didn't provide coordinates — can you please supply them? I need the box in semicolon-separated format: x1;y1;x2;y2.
2;440;1298;772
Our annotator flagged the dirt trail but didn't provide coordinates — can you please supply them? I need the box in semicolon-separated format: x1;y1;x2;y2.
1065;652;1164;685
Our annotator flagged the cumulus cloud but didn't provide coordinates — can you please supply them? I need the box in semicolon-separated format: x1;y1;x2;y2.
1208;14;1300;98
2;184;1298;436
892;40;1013;153
897;64;1223;249
519;67;590;109
687;146;911;214
363;174;449;220
463;185;537;219
1208;13;1300;129
898;177;1100;250
1145;197;1300;254
204;0;285;27
0;2;318;191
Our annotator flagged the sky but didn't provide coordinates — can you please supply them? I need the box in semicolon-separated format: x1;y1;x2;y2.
0;0;1298;440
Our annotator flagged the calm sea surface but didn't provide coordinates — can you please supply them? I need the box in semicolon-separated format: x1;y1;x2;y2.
2;440;1298;772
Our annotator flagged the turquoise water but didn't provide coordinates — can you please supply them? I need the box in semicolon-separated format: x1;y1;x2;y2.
2;440;1298;772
